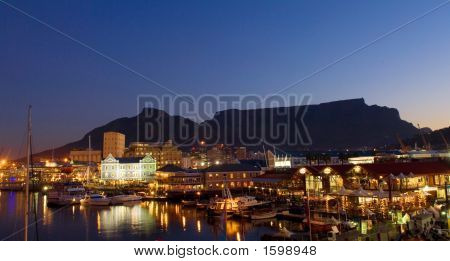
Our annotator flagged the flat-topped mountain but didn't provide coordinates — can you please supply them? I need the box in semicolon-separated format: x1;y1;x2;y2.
31;98;419;159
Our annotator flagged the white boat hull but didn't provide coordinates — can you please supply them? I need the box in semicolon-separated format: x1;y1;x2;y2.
111;195;142;205
81;199;111;206
251;211;277;220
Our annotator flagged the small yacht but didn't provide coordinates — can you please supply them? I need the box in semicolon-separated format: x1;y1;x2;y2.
207;199;238;217
136;192;154;201
80;194;111;206
47;182;86;207
234;196;269;211
110;194;142;205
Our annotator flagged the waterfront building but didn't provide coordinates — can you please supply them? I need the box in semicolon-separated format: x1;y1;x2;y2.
103;132;126;158
203;163;262;189
70;161;100;182
188;151;210;169
155;164;203;192
206;146;225;164
100;154;157;183
267;150;307;168
69;149;102;163
253;168;305;195
124;140;182;167
348;156;376;164
181;156;192;169
351;161;450;195
0;163;25;190
160;140;183;166
30;161;70;183
124;142;152;157
234;147;247;160
254;160;450;199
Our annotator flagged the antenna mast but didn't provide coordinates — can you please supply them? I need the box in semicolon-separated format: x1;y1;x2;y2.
24;105;32;241
87;135;91;184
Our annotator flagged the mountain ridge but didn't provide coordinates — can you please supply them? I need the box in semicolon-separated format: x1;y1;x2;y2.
29;98;420;160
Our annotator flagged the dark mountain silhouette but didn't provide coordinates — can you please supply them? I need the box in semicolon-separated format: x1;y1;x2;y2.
401;126;450;150
31;108;198;160
31;98;420;160
199;98;418;150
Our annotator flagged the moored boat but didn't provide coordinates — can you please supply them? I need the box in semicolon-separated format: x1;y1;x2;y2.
110;194;142;205
250;210;277;220
181;200;197;207
80;194;111;206
136;192;168;201
234;196;269;211
47;182;86;207
207;199;237;217
196;200;209;210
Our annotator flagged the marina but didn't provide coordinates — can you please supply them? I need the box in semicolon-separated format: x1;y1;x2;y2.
1;186;448;241
0;191;298;241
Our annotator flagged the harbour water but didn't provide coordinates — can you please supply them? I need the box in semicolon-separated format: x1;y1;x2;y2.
0;192;301;241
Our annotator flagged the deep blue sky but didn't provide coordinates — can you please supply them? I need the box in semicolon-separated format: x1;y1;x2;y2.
1;0;449;157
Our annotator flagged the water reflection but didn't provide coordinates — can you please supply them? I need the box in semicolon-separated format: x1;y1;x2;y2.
0;192;299;241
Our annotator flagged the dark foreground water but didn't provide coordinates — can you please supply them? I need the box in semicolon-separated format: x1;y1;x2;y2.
0;191;301;241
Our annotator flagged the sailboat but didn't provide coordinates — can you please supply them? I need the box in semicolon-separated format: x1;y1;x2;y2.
24;105;32;241
86;135;91;184
207;187;238;217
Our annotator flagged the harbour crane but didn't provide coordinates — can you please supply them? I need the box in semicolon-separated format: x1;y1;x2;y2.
396;133;409;153
439;130;449;150
417;124;431;150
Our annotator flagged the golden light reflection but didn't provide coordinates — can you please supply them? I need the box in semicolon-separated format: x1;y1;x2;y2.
226;221;240;238
97;212;101;230
182;215;186;231
42;195;47;218
236;232;241;241
164;212;168;230
197;220;201;233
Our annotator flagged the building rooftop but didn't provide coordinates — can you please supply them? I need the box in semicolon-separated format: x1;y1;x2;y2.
204;163;261;172
117;157;144;163
157;164;185;172
253;160;450;182
360;161;450;177
253;168;298;183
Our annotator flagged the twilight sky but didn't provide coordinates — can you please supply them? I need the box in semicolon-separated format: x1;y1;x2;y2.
1;0;449;157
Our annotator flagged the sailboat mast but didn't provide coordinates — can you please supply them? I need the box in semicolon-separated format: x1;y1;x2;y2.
24;105;31;241
262;145;268;167
87;135;91;184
